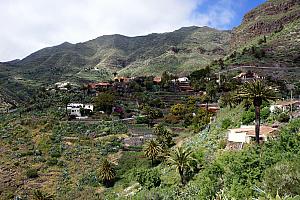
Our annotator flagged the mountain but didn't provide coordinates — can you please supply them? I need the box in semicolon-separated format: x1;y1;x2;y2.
1;0;300;104
226;0;300;76
4;26;231;85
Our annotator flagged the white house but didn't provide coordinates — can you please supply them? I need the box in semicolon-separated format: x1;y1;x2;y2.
270;100;300;113
227;125;277;149
67;103;94;117
178;77;189;83
55;81;71;90
172;77;189;83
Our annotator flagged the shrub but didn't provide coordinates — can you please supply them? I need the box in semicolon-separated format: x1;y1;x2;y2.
170;104;186;117
50;150;61;158
26;168;38;178
277;112;290;123
221;118;233;129
136;116;150;124
242;111;255;125
263;160;300;196
164;114;180;124
47;158;58;166
135;169;161;189
78;171;100;188
261;107;270;121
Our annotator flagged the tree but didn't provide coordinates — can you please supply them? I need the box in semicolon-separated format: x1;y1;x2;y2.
200;93;210;116
98;158;116;187
80;84;89;98
206;82;218;102
170;103;186;117
94;92;115;113
62;96;70;119
154;124;174;148
143;140;162;166
219;92;236;108
167;147;195;185
143;106;162;127
238;80;277;144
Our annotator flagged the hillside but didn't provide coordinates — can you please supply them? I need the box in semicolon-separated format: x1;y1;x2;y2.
1;0;300;104
3;26;231;84
226;0;300;74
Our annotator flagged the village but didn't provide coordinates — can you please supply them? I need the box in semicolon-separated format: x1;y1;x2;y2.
2;66;300;199
48;70;300;151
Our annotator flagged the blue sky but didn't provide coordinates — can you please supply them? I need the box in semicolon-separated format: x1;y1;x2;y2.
194;0;267;29
0;0;267;61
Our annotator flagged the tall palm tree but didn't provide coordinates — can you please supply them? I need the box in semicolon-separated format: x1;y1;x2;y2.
167;147;195;185
99;158;116;187
238;80;277;144
143;139;162;166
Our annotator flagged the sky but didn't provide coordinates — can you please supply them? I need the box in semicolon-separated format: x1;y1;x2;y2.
0;0;266;62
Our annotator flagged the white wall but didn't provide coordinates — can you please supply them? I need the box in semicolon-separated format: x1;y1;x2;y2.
228;131;247;143
84;104;94;111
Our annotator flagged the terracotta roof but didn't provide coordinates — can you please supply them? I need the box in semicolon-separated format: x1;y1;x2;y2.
273;100;300;106
247;126;277;136
89;82;111;88
229;125;277;137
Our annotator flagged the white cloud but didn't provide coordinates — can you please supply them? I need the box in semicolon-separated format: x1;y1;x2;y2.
0;0;236;61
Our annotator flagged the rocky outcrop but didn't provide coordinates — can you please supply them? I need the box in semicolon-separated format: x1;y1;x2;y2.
231;0;300;47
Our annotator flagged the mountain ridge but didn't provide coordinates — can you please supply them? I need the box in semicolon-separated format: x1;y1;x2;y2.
1;0;300;105
4;26;231;84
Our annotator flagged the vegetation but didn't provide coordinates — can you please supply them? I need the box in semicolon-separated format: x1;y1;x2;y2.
238;80;277;143
98;158;116;187
167;147;196;185
1;1;300;199
143;140;162;166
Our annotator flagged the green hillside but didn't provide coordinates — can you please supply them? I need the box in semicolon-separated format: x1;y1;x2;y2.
6;26;231;84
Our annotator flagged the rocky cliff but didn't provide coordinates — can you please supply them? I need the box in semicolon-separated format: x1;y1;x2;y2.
231;0;300;47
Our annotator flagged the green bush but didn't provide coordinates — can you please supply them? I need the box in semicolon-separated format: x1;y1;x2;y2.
164;114;181;124
263;160;300;196
47;158;58;166
135;168;161;189
221;118;233;129
261;107;270;120
242;110;255;125
78;171;100;188
26;168;38;178
136;116;150;124
277;112;290;123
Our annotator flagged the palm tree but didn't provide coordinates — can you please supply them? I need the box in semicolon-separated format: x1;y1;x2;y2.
238;80;277;144
143;139;162;166
99;158;116;187
219;91;236;108
167;147;195;185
